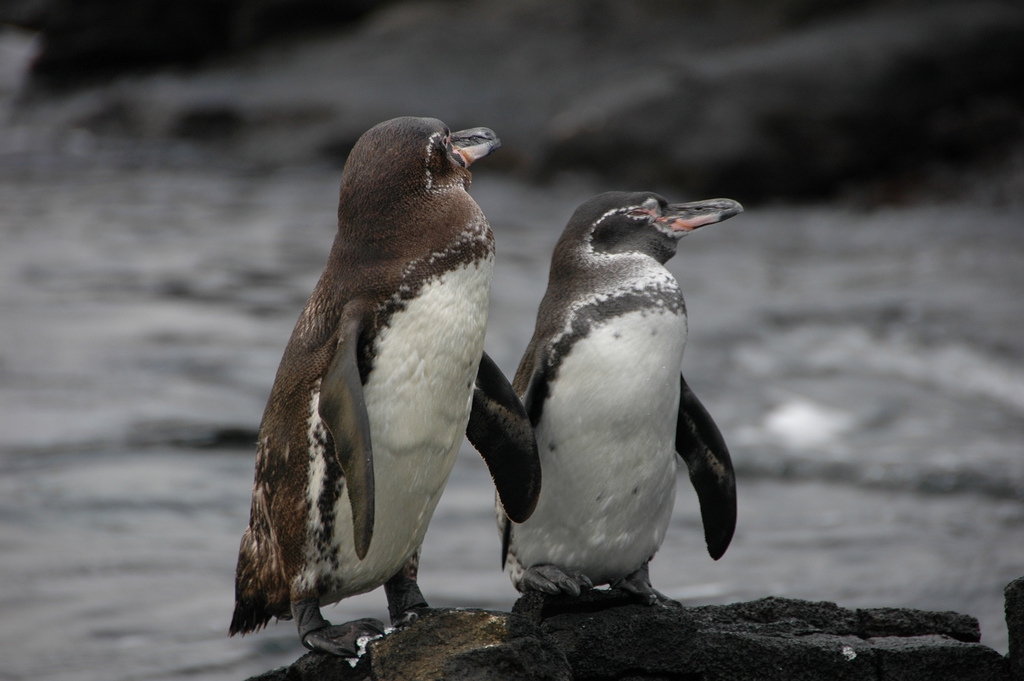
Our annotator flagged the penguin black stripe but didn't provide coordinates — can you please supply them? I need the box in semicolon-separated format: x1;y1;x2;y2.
367;227;493;372
547;288;686;379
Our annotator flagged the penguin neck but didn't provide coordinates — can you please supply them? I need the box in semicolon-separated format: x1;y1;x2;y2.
589;224;681;264
556;244;678;300
538;246;685;362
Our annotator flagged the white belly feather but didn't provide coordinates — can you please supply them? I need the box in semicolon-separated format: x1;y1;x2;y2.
512;308;687;585
301;258;493;600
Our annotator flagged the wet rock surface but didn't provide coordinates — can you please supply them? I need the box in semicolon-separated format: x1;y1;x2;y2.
250;588;1019;680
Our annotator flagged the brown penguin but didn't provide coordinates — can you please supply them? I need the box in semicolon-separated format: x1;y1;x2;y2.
230;116;540;656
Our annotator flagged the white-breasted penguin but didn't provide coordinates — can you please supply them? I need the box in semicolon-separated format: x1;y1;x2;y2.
500;191;740;605
230;117;541;656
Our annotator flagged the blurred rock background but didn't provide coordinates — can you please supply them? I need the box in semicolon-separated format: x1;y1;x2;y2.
2;0;1023;202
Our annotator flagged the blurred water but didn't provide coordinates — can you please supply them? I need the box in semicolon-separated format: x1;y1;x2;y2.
1;167;1022;681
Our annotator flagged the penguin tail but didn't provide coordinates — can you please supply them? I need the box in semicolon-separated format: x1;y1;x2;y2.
229;596;273;637
229;526;289;636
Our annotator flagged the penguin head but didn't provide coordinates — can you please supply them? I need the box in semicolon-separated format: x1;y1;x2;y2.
566;191;743;264
338;117;499;219
331;117;500;266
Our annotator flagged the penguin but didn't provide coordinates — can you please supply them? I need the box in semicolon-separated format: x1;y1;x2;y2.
230;117;541;656
499;191;740;605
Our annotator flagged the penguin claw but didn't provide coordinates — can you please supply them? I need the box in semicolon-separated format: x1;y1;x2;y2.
612;565;680;608
391;606;430;630
522;565;593;597
618;583;674;606
301;618;386;657
650;582;684;608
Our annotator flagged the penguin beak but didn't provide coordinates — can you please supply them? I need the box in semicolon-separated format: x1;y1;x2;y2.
450;127;501;167
657;198;744;233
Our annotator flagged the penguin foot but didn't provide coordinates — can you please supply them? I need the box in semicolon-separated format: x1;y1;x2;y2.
521;564;594;597
618;583;681;608
292;597;385;657
302;618;387;657
612;564;680;608
384;570;429;628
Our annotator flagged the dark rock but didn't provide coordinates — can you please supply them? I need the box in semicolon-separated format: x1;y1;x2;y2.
247;649;370;681
856;606;980;643
19;0;238;80
369;609;570;681
251;593;1013;680
513;590;1008;681
870;635;1010;681
540;1;1024;201
2;0;388;84
1008;576;1024;681
249;608;570;681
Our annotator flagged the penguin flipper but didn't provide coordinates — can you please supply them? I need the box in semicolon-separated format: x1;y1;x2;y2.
675;373;736;560
498;511;512;569
518;343;550;428
319;307;375;560
466;351;541;524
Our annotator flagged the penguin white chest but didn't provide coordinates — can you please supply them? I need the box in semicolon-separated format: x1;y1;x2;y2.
304;257;494;598
365;258;494;457
514;307;687;584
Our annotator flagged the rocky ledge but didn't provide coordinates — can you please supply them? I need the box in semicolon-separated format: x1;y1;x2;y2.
249;576;1024;681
